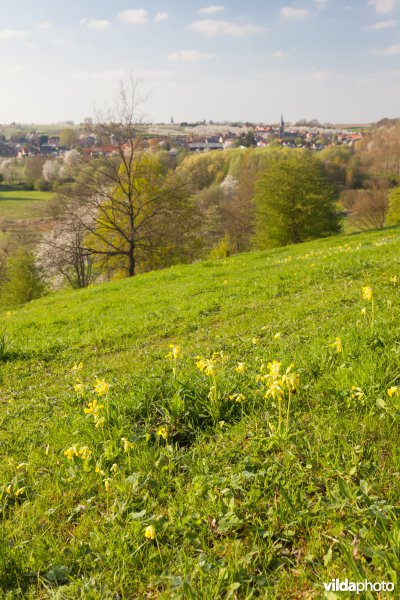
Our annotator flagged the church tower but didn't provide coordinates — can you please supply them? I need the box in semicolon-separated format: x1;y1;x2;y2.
279;114;285;137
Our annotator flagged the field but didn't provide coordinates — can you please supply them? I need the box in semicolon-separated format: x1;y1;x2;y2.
0;190;54;247
1;228;400;598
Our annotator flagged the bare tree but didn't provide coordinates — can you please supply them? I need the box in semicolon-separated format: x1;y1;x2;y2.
52;78;192;278
344;182;389;231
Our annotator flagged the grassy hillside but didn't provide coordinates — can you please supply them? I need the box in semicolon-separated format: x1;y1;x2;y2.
1;228;400;598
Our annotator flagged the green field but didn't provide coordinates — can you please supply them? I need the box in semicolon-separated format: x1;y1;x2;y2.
1;228;400;598
0;190;53;220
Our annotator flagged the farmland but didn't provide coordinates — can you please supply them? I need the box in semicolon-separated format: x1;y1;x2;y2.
1;226;399;597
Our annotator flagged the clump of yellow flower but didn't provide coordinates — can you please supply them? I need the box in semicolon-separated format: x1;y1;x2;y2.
257;361;300;434
121;437;134;452
331;337;343;354
351;386;365;401
166;344;181;361
387;387;399;397
94;378;110;396
362;286;373;301
235;362;246;374
196;352;222;377
390;275;398;286
71;362;84;372
273;332;282;340
156;426;168;440
229;393;245;403
145;525;156;540
64;445;92;461
74;380;86;395
84;398;105;428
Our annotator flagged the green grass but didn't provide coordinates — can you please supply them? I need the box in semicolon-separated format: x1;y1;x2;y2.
1;228;400;598
0;191;53;220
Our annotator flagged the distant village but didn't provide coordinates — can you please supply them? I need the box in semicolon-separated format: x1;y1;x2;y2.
0;117;365;159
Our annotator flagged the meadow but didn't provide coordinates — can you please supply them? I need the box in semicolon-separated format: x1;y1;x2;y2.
0;190;53;220
1;227;400;598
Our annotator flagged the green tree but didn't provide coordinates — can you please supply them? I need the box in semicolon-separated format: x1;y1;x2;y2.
254;151;341;248
385;186;400;225
1;247;45;305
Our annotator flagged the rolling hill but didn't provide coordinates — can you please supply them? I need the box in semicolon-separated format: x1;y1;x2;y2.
1;227;400;598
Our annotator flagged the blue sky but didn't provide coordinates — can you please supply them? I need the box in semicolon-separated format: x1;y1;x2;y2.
1;0;400;124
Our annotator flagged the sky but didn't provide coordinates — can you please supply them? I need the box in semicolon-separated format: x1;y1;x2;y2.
1;0;400;124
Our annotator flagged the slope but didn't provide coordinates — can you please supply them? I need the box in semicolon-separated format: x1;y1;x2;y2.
1;228;400;598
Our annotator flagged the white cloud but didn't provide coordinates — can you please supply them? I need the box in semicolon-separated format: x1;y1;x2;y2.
315;0;329;7
168;49;215;61
198;5;225;14
155;11;169;22
372;42;400;54
80;18;112;30
368;19;396;28
38;21;53;30
0;29;28;40
281;7;312;18
307;69;333;81
118;9;148;25
72;68;173;81
368;0;397;13
190;19;265;37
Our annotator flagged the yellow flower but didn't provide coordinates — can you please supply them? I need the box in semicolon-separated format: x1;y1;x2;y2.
5;484;12;494
14;487;25;498
144;525;156;540
387;387;399;397
229;393;245;403
166;344;181;360
95;465;106;476
219;420;226;428
351;386;365;400
110;463;119;473
273;332;282;339
156;427;168;440
265;381;284;401
74;380;86;394
196;357;215;376
235;362;245;374
121;437;133;452
390;275;398;286
94;378;110;396
84;399;104;415
331;337;343;353
78;446;92;460
361;307;367;316
267;360;282;379
64;445;78;460
95;417;106;429
71;362;84;372
104;478;111;492
251;337;260;345
362;286;373;301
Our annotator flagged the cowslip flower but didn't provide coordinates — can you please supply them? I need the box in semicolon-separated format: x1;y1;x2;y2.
74;380;86;395
331;337;343;353
64;446;78;460
362;286;373;301
273;332;282;339
94;378;110;396
390;275;398;286
14;487;25;498
144;525;156;540
235;362;245;374
71;363;84;372
387;387;399;397
156;427;168;440
121;437;133;452
166;345;181;360
351;386;365;400
78;446;92;460
229;393;245;403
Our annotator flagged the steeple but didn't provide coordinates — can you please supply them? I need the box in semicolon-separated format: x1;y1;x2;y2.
280;114;285;137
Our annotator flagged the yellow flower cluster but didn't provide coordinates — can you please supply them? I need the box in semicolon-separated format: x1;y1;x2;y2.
94;378;110;397
64;445;92;461
196;352;222;377
156;426;168;440
387;387;399;397
165;344;182;361
351;386;365;401
362;286;373;301
145;525;156;539
257;361;300;401
84;398;105;428
331;337;343;354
